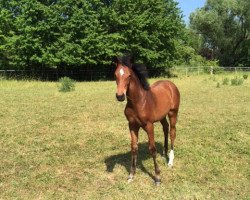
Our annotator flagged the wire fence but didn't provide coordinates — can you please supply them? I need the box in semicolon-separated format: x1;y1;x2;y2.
170;66;250;77
0;66;250;81
0;68;115;81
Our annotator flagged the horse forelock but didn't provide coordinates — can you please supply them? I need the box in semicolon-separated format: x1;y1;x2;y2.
115;54;150;90
116;55;133;68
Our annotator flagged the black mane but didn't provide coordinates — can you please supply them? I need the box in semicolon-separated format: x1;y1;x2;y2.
132;63;150;90
115;55;150;90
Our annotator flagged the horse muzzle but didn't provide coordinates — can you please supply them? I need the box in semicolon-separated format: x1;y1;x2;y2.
116;93;125;102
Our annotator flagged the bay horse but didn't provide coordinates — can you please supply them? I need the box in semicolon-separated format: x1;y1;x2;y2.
114;55;180;185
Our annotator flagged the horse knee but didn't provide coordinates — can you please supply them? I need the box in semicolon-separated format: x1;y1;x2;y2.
149;146;157;156
170;133;176;141
131;144;138;154
170;124;176;130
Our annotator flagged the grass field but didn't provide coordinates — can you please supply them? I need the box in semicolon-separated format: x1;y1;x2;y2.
0;74;249;199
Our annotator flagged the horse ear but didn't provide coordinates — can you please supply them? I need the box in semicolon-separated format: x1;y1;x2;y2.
112;56;118;65
123;53;134;68
130;54;135;64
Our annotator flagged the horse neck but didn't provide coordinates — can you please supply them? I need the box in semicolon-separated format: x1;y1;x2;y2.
126;72;147;105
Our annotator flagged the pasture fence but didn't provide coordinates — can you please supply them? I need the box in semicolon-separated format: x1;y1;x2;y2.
0;66;249;81
170;66;250;77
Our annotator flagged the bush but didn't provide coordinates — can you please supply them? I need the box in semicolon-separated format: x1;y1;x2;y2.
0;75;6;80
231;77;244;86
209;75;217;82
222;77;229;85
58;77;75;92
216;82;220;88
243;74;248;80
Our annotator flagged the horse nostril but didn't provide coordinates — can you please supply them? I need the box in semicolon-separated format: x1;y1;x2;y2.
116;93;125;101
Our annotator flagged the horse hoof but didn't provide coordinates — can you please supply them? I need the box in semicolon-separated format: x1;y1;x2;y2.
127;174;134;183
168;160;174;168
155;181;161;186
154;177;161;186
127;178;133;183
168;163;173;168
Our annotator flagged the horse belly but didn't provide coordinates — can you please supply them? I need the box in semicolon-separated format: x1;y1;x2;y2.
150;83;174;121
153;96;172;121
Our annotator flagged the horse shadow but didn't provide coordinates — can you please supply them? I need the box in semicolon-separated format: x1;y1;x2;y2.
104;142;165;180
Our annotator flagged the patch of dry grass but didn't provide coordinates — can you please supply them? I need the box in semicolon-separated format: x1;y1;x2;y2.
0;75;249;199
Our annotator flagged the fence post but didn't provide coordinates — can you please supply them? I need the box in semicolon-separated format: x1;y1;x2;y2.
186;68;188;77
210;66;213;75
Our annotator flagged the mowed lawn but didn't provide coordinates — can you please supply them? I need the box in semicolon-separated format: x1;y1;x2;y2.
0;75;249;199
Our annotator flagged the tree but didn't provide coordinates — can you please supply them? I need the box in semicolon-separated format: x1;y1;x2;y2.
190;0;250;66
0;0;53;69
0;0;17;69
0;0;185;77
102;0;184;68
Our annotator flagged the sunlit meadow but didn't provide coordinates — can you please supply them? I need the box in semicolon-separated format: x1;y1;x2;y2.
0;74;249;199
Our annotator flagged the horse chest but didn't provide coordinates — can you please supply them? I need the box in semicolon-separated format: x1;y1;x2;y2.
124;106;149;126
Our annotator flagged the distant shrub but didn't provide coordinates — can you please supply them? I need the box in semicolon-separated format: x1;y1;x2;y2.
216;82;220;88
58;77;75;92
209;76;217;82
243;74;248;80
222;77;229;85
231;77;244;86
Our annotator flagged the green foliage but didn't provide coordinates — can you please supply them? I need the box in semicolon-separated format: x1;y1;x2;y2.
222;77;230;85
0;0;184;73
105;0;184;67
231;76;244;86
243;74;248;80
216;82;220;88
209;75;217;82
175;43;219;67
58;77;75;92
174;28;220;67
190;0;250;67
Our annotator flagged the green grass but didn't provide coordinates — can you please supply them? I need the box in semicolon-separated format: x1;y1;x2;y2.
0;75;249;199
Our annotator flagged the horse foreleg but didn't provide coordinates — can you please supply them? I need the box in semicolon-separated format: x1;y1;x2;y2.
168;111;178;167
144;123;161;185
128;123;139;182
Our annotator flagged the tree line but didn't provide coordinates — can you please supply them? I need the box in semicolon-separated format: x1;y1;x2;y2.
0;0;249;79
0;0;183;72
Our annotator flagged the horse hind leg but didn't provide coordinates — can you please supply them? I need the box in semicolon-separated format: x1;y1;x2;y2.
160;117;169;157
168;110;178;167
